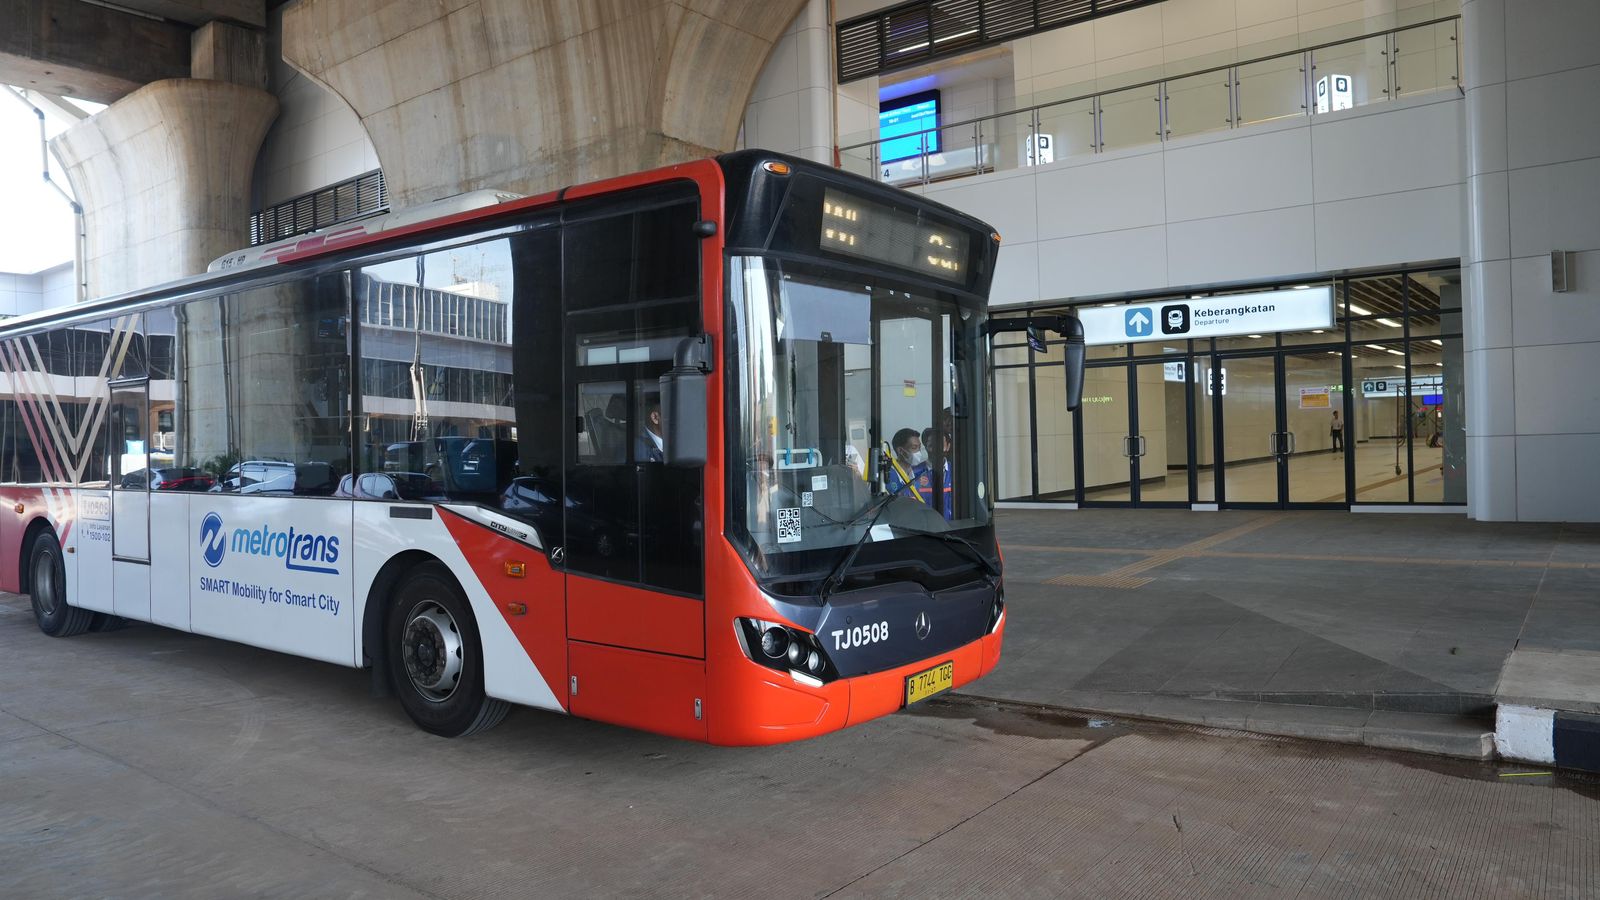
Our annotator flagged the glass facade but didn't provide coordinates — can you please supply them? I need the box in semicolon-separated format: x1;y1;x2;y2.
992;268;1465;508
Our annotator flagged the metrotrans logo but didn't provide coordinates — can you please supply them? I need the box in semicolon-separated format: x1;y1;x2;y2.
198;512;341;575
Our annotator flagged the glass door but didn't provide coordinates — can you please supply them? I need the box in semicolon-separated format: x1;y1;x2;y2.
1216;350;1350;508
1216;354;1281;506
1078;364;1135;504
1283;349;1348;505
1076;360;1193;506
1133;359;1192;505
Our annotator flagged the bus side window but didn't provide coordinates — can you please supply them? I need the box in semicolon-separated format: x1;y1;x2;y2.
354;238;519;505
213;276;351;497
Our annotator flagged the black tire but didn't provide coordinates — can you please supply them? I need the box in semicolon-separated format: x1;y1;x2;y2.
90;613;129;633
385;562;509;737
29;530;93;637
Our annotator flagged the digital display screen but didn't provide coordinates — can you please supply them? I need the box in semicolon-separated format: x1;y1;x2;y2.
820;187;970;282
879;92;940;163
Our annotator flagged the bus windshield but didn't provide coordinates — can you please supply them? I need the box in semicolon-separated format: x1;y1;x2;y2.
728;255;992;584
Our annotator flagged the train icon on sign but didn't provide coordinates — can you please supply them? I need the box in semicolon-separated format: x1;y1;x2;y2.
1161;304;1190;334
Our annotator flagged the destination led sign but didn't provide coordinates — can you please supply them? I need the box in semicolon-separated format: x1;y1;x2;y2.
819;187;969;282
1076;286;1334;346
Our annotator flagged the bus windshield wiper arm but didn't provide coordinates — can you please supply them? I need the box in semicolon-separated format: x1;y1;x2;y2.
818;492;897;604
894;526;999;582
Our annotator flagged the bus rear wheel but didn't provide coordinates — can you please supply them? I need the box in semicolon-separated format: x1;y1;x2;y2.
385;562;508;737
29;530;93;637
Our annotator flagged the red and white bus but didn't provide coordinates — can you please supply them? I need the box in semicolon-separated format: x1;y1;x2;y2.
5;152;1083;744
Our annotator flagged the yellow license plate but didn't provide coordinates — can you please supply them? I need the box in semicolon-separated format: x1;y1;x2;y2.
904;661;955;706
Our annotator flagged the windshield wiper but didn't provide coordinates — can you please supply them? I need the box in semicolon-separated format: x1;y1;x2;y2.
895;526;999;584
817;491;898;604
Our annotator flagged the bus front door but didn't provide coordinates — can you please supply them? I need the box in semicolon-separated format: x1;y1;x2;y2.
108;378;152;621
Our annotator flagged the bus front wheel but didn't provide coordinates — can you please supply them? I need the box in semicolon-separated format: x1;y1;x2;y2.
385;562;509;737
29;530;93;637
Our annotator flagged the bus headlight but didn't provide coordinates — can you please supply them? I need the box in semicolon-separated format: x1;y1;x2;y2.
736;618;837;683
987;583;1005;634
759;626;789;659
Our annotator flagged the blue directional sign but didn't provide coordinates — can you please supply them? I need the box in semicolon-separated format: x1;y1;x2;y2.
1124;307;1154;337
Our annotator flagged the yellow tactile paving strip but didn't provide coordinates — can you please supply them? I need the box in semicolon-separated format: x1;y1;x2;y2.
1039;514;1286;589
1014;513;1600;589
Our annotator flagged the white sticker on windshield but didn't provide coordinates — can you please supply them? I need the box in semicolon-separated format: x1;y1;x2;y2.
777;507;803;544
801;491;814;507
811;474;829;492
870;524;894;542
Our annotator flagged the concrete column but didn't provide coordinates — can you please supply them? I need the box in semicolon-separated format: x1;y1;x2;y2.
1460;0;1600;522
50;79;277;299
741;0;835;164
281;0;810;208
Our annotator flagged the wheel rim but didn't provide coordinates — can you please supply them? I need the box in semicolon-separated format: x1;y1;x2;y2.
400;600;464;702
33;546;58;617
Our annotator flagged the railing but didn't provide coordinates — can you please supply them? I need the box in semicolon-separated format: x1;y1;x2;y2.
250;169;389;246
839;16;1460;187
836;0;1167;83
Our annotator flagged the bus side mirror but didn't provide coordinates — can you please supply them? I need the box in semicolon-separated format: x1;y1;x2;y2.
1061;316;1085;412
661;334;713;468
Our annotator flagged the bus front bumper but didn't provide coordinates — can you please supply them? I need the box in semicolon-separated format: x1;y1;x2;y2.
708;612;1005;746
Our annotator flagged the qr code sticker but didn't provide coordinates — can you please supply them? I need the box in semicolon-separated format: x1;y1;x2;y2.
801;491;814;507
776;507;803;544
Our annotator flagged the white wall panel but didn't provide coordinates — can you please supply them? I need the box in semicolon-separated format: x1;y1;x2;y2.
1313;183;1463;272
1238;0;1299;29
923;170;1041;243
1506;156;1600;257
1035;226;1169;298
1093;5;1166;60
1505;65;1600;170
1501;0;1600;81
1462;259;1512;352
1466;171;1511;265
1311;99;1464;202
1164;124;1312;221
1464;83;1508;174
1168;205;1317;285
1464;346;1516;438
1163;0;1240;43
1508;250;1600;348
989;241;1041;307
1512;342;1600;436
1033;151;1166;239
1515;434;1600;521
1467;433;1517;518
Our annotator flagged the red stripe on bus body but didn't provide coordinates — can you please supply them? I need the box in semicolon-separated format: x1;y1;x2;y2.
437;508;568;709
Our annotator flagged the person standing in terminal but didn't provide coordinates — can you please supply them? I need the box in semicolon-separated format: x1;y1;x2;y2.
1330;410;1345;455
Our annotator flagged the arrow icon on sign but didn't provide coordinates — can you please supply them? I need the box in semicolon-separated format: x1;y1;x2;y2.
1125;308;1153;337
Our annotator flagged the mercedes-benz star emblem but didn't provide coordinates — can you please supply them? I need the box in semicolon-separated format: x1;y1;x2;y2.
914;611;931;640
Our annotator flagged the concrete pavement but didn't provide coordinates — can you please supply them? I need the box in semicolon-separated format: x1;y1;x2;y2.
982;508;1600;760
2;592;1597;898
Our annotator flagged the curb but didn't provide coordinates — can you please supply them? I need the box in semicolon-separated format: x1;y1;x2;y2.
955;690;1495;760
1495;705;1600;773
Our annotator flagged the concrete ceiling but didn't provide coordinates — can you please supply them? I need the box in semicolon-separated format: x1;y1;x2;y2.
0;0;265;103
